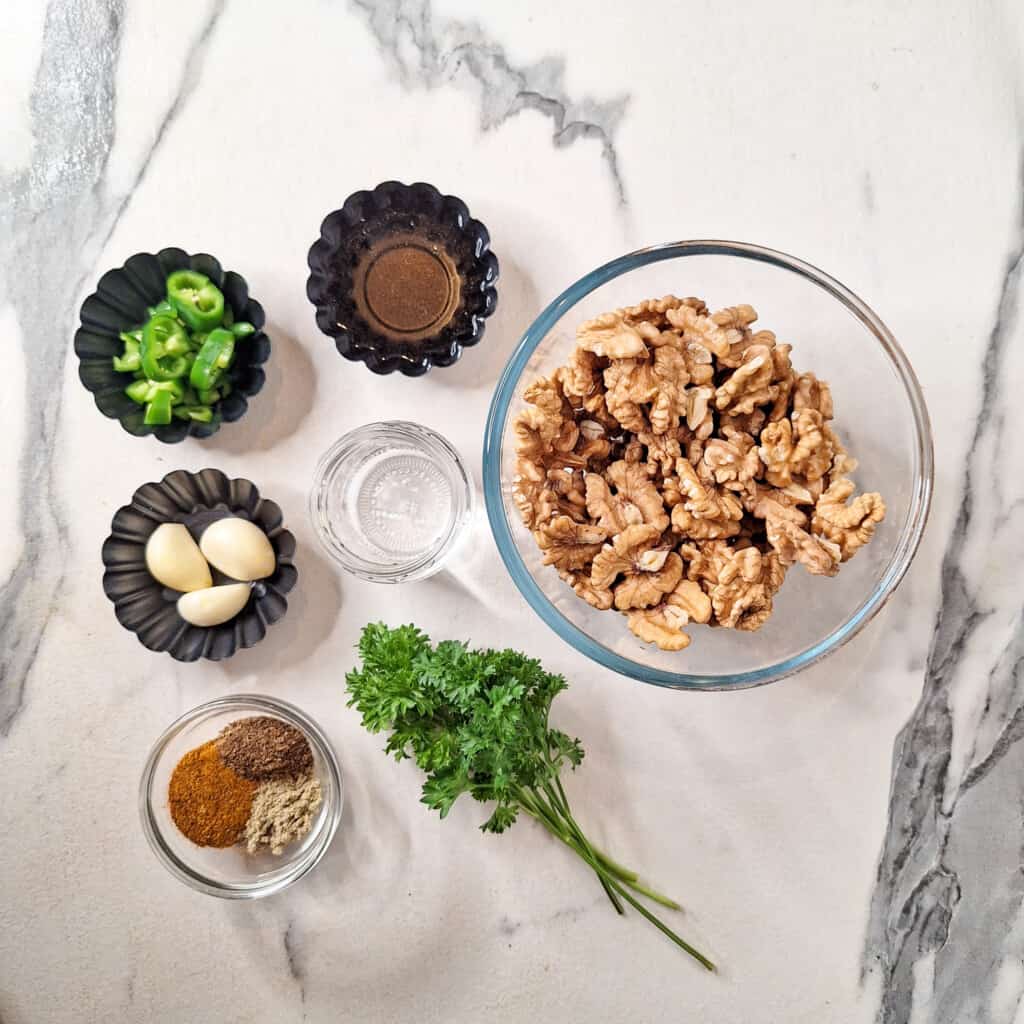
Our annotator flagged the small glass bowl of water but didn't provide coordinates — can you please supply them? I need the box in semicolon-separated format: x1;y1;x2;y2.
309;421;474;583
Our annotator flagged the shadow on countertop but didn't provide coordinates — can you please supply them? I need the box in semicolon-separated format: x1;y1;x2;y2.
428;255;539;392
218;488;342;678
212;322;316;454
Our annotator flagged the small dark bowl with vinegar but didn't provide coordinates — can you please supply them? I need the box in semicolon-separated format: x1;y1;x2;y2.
306;181;499;376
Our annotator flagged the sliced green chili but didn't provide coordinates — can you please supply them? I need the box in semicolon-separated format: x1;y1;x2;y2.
118;271;242;428
143;389;176;425
112;338;141;373
141;316;190;381
163;333;191;357
172;405;215;423
146;299;176;319
189;328;235;391
124;378;184;405
166;270;225;332
125;379;152;404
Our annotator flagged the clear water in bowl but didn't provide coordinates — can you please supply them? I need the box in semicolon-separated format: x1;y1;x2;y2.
311;421;474;583
350;447;453;557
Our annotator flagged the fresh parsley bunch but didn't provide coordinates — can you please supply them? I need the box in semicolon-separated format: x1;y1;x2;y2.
346;623;713;968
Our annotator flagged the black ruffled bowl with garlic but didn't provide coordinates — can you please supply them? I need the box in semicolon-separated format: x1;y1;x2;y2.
101;469;297;661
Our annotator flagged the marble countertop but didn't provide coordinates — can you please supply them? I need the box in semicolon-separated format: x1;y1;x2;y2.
2;1;1023;1022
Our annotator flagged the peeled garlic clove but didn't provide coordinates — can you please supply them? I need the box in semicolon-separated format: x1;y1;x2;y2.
145;524;213;593
177;583;252;627
199;517;276;581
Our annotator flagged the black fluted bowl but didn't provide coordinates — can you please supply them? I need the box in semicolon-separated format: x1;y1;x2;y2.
306;181;499;376
101;469;298;662
74;249;271;442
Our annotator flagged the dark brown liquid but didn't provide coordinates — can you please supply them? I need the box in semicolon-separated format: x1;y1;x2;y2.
352;233;461;343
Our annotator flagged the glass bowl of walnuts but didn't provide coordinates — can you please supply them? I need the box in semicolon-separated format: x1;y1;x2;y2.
483;241;933;690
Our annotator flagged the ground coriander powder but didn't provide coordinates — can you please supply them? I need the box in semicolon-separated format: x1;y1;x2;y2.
244;774;324;855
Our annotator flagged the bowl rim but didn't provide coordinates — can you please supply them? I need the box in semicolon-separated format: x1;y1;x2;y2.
139;694;343;897
482;239;934;691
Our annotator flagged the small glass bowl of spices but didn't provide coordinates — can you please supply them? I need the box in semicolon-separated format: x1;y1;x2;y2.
140;695;342;897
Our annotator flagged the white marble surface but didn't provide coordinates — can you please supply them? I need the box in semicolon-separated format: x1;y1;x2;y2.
1;2;1023;1022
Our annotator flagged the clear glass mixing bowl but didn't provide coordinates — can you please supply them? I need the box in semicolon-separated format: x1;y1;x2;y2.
483;241;933;690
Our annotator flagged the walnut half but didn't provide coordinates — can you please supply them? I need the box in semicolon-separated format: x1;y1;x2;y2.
590;525;684;611
627;580;713;651
812;477;886;561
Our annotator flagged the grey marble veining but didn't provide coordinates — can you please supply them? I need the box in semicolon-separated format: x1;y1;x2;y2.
350;0;630;203
0;0;225;737
282;920;307;1008
0;0;124;735
97;0;226;250
864;157;1024;1023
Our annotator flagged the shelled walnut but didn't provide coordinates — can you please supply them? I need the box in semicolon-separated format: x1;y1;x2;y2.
511;295;886;652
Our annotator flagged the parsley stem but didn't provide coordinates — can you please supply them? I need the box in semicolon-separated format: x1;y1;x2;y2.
547;781;639;883
518;789;713;970
541;782;681;911
605;876;716;972
540;783;609;866
537;785;626;915
609;874;682;911
516;789;625;915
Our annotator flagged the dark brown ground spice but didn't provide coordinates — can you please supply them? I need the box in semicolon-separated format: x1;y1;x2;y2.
363;245;455;333
216;716;313;781
168;740;257;847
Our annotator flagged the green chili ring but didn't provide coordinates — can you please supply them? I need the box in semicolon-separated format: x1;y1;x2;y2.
140;316;190;381
189;328;236;391
166;269;225;332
